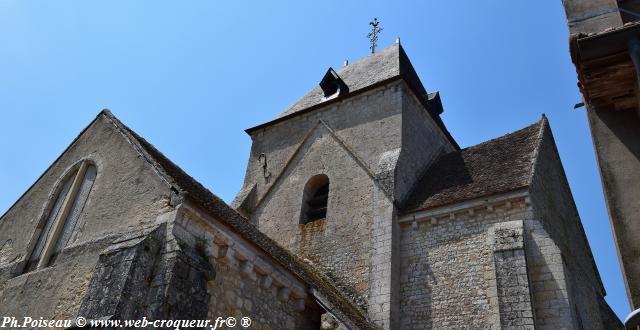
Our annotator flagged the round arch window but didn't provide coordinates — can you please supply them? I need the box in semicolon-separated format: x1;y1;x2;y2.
300;174;329;224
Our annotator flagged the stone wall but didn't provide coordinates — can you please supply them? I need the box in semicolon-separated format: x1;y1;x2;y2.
247;124;376;309
235;81;405;215
491;220;535;329
399;199;533;329
396;86;455;203
528;122;613;327
175;204;324;330
0;114;174;320
398;157;619;330
524;219;574;328
241;83;408;315
0;112;365;330
207;258;318;330
238;79;455;329
0;234;112;321
79;226;167;320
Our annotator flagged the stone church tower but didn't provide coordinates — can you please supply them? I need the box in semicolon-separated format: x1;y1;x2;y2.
233;42;457;328
233;42;621;329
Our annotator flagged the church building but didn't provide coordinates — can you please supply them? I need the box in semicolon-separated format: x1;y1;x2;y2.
0;42;622;329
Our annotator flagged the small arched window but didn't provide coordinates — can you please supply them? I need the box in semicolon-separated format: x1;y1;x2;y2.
300;174;329;224
24;160;97;272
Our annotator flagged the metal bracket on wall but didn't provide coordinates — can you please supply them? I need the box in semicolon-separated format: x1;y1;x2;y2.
258;153;272;183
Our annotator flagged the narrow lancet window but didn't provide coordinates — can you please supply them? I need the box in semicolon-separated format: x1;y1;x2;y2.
24;161;97;272
300;174;330;224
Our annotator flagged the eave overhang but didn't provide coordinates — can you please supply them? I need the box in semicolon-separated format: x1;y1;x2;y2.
571;22;640;111
245;75;460;150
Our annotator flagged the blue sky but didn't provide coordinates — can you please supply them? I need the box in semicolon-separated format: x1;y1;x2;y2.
0;1;630;319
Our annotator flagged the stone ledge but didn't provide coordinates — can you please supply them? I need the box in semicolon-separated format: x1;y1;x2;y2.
399;190;531;227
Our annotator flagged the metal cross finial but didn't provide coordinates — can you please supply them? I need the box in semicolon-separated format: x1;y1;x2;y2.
367;18;383;54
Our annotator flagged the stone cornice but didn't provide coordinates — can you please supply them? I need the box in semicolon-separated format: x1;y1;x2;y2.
398;189;531;226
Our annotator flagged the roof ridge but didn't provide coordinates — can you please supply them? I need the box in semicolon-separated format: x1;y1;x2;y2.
335;42;400;74
461;119;544;151
1;110;112;220
275;43;402;120
526;115;549;186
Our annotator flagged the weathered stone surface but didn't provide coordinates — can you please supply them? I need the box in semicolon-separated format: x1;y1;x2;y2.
491;221;535;329
399;203;532;329
0;113;174;321
528;121;618;328
78;225;165;320
0;111;372;330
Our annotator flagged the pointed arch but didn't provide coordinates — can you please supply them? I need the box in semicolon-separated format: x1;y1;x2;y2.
23;159;97;272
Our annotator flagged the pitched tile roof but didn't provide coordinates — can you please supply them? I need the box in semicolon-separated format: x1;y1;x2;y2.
101;110;378;330
402;117;546;213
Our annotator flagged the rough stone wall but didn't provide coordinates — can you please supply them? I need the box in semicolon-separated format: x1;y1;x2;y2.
92;221;215;322
0;234;113;321
396;85;455;203
235;81;405;214
0;114;174;320
77;222;214;322
0;114;173;270
528;123;612;328
159;229;215;321
0;112;360;329
241;82;408;319
491;220;535;329
525;217;619;329
207;258;318;330
238;79;454;329
367;187;398;328
399;195;609;329
250;125;376;309
174;205;323;330
524;219;574;328
399;201;533;329
78;226;166;320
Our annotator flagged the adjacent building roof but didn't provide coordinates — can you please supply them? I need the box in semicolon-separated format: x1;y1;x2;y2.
101;110;378;330
403;117;546;213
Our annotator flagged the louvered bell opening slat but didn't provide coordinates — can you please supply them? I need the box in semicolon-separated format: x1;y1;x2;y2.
306;207;327;221
307;193;329;207
300;175;330;224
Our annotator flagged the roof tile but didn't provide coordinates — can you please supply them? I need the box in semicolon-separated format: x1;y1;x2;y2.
403;118;545;212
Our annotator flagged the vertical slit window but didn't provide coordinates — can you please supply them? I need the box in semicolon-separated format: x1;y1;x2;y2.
24;161;97;272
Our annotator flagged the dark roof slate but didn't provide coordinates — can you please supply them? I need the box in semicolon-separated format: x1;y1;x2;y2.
101;110;377;330
276;43;420;119
403;117;546;213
